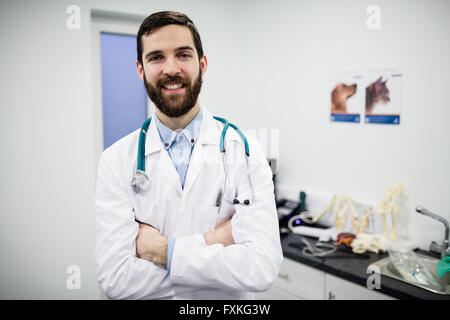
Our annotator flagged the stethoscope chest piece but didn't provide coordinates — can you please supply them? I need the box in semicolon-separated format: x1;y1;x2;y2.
131;170;151;194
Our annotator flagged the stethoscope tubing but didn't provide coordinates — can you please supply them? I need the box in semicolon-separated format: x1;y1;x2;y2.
131;115;255;206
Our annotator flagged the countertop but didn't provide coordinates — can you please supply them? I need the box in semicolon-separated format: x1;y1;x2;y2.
280;232;450;300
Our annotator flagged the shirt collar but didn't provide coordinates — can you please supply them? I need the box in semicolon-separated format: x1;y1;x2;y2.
154;107;203;149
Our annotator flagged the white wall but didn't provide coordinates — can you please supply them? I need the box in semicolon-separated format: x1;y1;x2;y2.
0;0;245;300
0;0;448;299
229;0;450;250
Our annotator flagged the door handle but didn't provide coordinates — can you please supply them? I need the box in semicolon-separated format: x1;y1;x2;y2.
278;273;289;281
328;291;336;300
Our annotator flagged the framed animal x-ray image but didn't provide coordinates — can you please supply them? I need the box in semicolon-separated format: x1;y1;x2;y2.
364;69;402;125
329;71;364;123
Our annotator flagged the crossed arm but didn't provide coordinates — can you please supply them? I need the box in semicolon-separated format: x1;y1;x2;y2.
96;137;282;299
135;217;234;267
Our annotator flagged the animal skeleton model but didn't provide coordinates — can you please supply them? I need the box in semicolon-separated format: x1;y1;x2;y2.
313;195;374;234
378;184;404;240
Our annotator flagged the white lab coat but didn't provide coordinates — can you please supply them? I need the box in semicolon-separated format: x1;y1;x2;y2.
95;107;283;300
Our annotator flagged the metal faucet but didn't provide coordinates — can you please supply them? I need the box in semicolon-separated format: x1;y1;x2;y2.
416;206;450;259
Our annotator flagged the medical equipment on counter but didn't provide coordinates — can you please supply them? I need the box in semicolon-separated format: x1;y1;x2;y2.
378;184;404;240
351;232;391;254
289;224;338;242
278;191;320;235
334;232;356;247
298;237;337;258
312;194;375;234
288;240;371;259
131;116;255;206
288;214;338;242
388;243;439;286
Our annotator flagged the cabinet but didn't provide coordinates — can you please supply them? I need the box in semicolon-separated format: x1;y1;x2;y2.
255;258;395;300
254;285;301;300
325;273;395;300
255;257;324;300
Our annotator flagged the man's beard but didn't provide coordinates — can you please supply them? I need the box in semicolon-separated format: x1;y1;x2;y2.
143;69;202;118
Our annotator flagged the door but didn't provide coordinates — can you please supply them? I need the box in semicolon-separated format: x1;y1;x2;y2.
100;32;148;149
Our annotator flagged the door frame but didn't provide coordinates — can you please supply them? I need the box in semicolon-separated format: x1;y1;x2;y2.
90;9;151;162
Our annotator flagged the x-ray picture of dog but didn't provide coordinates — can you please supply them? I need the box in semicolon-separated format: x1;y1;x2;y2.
364;71;402;124
330;72;364;123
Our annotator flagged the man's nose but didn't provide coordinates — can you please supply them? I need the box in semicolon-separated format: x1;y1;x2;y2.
163;57;181;76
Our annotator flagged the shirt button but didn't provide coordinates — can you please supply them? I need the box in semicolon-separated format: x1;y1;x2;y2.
191;139;194;144
164;142;169;148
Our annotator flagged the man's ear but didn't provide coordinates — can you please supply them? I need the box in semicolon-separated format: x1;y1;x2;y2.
199;55;208;76
136;60;144;81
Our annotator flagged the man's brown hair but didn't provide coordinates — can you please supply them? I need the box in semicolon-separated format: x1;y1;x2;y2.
137;11;204;65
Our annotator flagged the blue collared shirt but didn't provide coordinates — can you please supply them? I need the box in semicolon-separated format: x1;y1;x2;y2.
154;108;203;274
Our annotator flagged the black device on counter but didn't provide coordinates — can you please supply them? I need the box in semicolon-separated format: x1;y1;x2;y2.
277;191;309;235
277;191;328;235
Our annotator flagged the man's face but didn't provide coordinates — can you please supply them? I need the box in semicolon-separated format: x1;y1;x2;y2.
137;24;207;118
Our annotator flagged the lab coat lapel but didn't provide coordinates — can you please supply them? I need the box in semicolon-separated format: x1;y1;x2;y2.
182;138;206;194
183;108;220;194
158;149;183;196
145;114;182;196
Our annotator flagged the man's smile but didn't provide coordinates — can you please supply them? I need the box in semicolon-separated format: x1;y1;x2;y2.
161;82;186;93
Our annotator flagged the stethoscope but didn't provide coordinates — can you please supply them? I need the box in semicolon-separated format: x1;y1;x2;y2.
131;115;255;206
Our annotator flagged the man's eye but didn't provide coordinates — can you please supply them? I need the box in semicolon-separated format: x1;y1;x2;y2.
179;53;191;59
149;56;161;62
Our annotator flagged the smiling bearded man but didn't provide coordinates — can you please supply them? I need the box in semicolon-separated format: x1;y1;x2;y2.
94;11;283;301
143;67;202;118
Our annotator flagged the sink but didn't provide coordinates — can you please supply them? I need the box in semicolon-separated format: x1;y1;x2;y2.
368;253;450;295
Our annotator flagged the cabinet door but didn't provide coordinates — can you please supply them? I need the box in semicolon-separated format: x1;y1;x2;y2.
254;285;303;300
325;273;395;300
273;258;325;299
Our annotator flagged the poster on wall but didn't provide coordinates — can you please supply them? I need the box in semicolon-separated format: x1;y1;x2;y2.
364;70;402;124
329;72;364;123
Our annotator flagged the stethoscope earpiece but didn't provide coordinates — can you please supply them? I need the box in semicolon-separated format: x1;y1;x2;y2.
233;198;251;206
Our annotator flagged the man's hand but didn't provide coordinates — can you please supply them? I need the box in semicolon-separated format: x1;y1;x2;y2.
136;222;168;267
204;217;235;247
